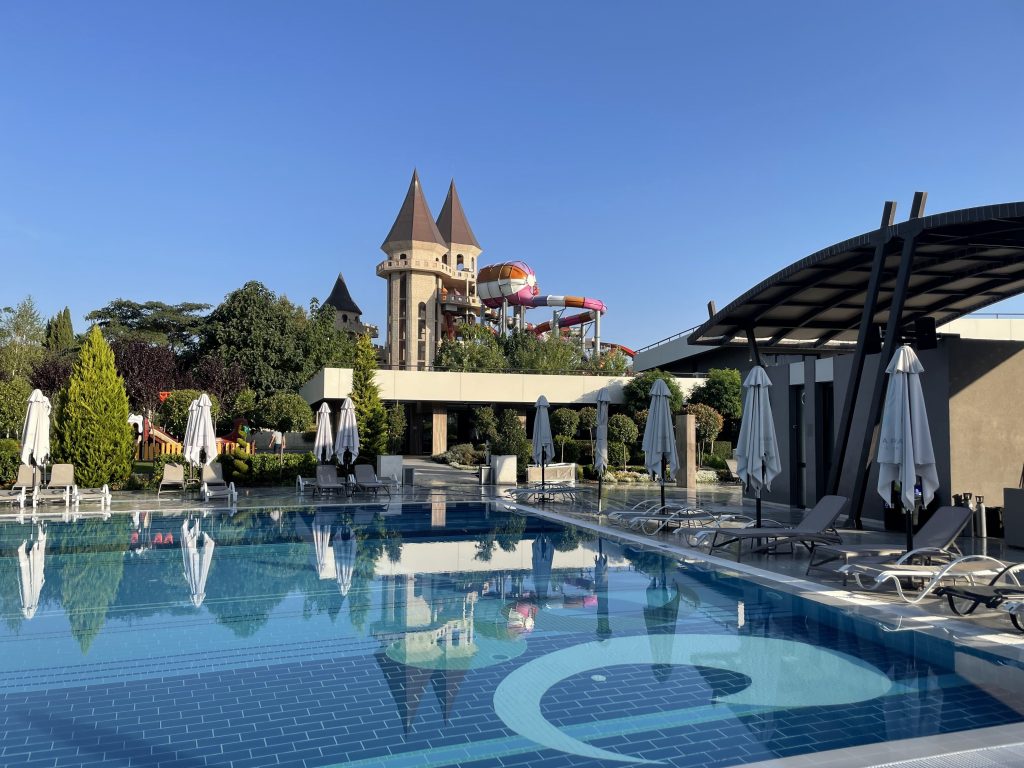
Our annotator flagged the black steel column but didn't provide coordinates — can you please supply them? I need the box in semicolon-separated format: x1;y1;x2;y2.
848;192;928;525
828;201;896;516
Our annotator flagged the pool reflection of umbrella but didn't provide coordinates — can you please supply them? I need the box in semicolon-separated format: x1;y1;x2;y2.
531;535;555;606
644;572;681;684
334;525;356;597
182;518;216;608
595;547;611;641
17;524;46;619
313;516;337;580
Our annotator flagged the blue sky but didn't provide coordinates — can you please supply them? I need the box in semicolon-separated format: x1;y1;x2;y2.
2;1;1023;349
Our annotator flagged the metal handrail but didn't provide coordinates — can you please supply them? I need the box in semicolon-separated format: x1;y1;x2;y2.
634;325;701;354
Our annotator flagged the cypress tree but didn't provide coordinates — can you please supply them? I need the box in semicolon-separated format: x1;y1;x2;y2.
45;307;75;354
54;326;134;487
350;334;387;460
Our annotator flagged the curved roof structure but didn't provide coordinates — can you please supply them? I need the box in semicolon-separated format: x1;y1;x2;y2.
688;202;1024;348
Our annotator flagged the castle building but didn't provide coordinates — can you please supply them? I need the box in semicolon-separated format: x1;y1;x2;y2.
376;171;482;370
323;272;377;338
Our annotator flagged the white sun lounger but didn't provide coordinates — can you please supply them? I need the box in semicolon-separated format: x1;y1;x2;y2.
840;553;1011;604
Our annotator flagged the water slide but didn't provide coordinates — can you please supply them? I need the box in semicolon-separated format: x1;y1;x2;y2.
476;261;636;355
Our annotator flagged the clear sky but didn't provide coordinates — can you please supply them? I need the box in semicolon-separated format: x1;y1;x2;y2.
3;1;1023;349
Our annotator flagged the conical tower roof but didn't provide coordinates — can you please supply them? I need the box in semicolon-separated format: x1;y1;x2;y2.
435;180;481;250
323;272;362;315
382;170;447;249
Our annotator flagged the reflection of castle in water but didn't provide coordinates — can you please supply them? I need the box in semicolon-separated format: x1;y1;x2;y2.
372;574;479;731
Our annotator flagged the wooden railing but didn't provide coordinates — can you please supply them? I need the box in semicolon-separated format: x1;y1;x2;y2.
140;438;253;462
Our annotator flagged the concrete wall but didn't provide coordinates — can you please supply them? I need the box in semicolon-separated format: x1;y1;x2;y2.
302;368;703;407
947;338;1024;506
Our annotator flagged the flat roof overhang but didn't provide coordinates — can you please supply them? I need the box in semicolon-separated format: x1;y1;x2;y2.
688;202;1024;348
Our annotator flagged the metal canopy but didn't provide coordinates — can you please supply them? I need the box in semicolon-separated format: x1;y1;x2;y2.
688;202;1024;348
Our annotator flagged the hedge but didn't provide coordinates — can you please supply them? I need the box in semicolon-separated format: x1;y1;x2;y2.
0;439;19;487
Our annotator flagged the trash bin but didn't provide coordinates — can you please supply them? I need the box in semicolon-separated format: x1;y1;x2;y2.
479;466;492;485
403;467;416;487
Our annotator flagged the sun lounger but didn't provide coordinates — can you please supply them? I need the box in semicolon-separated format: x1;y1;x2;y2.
934;563;1024;631
34;464;75;506
353;464;391;497
296;475;317;493
841;553;1010;604
158;462;186;497
314;465;346;495
200;463;237;502
628;506;719;534
74;483;111;506
505;484;578;503
807;505;972;576
693;495;848;562
5;465;38;508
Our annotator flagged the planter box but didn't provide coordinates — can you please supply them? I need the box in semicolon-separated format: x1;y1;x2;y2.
377;455;403;485
527;462;576;486
490;455;517;485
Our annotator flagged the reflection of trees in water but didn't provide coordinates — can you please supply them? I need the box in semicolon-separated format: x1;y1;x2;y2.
553;523;593;552
348;513;385;632
474;512;528;562
59;518;131;652
0;548;25;633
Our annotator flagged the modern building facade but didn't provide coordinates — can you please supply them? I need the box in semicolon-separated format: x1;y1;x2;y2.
376;171;483;370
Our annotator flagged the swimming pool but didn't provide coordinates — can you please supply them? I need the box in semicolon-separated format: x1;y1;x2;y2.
1;500;1021;767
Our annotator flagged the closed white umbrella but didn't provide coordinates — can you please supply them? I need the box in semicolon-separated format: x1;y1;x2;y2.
334;397;360;474
20;389;51;472
181;518;216;608
642;378;680;508
736;366;782;527
532;396;555;495
184;393;218;467
313;402;334;464
595;387;611;509
877;345;939;552
182;398;198;458
17;524;46;619
334;526;357;597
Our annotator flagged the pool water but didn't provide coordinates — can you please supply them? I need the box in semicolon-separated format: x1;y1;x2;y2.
0;501;1021;767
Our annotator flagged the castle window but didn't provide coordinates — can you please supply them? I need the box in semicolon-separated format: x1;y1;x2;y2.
456;255;464;271
341;314;348;323
400;253;407;261
442;254;449;266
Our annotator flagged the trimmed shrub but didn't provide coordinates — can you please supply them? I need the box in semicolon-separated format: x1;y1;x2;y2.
550;408;579;461
159;390;221;438
608;441;628;469
0;438;20;486
712;440;733;460
495;409;530;480
704;454;727;471
444;443;486;466
217;450;317;486
257;391;314;433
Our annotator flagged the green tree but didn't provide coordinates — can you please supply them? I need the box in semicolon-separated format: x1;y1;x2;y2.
687;368;743;432
685;403;724;462
0;297;46;380
386;403;407;454
53;326;134;488
608;413;639;469
436;323;507;371
351;334;387;460
495;408;531;480
0;376;31;438
633;408;649;438
623;369;685;418
502;331;583;373
158;389;221;437
201;282;346;398
587;349;630;375
230;388;258;425
550;407;579;461
85;299;210;354
257;392;314;432
471;406;499;447
44;307;76;354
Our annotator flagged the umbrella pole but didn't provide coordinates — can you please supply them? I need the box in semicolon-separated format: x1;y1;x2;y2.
756;459;765;528
660;456;667;509
598;473;603;513
541;448;546;502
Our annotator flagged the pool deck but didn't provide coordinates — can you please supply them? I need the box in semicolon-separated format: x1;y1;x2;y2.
7;462;1024;768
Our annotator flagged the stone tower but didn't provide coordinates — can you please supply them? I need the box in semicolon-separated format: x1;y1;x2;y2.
377;171;481;370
